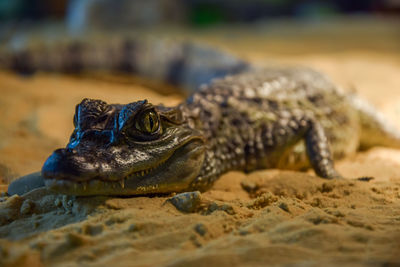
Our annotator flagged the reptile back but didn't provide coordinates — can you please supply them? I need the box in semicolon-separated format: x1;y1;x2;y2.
186;67;364;187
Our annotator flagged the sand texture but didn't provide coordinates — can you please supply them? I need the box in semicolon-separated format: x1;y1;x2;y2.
1;25;400;266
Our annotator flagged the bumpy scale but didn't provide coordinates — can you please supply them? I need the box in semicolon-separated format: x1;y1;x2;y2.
38;67;400;195
3;39;400;196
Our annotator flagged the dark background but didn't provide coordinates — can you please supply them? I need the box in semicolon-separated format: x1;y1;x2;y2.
0;0;399;29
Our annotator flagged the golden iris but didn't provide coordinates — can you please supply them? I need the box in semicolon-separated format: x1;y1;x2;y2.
137;110;159;134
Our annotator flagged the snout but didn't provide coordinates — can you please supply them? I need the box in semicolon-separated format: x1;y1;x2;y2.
41;148;98;182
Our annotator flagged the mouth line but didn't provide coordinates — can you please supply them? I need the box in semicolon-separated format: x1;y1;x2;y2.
119;153;170;186
44;137;204;193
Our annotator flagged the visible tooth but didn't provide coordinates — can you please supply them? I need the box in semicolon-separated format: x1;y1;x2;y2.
119;179;125;189
141;171;145;176
112;183;116;189
74;183;78;190
83;182;87;191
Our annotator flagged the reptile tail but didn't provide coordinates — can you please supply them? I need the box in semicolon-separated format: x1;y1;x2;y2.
0;37;249;93
349;94;400;150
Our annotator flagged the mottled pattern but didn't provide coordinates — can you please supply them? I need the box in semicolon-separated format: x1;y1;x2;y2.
181;67;400;191
4;40;400;196
183;67;360;190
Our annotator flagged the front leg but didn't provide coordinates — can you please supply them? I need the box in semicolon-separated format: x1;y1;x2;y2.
304;118;341;179
271;115;342;179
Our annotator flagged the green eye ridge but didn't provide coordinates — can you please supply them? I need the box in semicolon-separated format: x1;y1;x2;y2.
137;110;160;134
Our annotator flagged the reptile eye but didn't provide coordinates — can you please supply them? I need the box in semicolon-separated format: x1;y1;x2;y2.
136;110;160;134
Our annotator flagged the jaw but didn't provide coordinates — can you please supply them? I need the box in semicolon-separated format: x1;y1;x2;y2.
44;140;205;196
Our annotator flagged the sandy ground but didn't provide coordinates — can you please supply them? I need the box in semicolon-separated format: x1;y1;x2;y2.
1;23;400;266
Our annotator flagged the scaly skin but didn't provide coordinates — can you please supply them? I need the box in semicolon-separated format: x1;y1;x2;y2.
3;38;400;196
40;67;400;195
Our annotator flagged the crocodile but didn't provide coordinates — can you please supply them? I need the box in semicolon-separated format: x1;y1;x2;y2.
3;38;400;196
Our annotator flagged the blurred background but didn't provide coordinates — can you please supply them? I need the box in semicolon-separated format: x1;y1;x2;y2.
0;0;399;29
0;0;398;60
0;0;399;56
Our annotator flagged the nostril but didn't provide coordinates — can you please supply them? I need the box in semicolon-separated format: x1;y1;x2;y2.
65;148;77;154
42;147;84;180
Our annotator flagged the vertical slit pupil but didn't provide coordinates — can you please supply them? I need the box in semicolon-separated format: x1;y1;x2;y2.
149;115;154;130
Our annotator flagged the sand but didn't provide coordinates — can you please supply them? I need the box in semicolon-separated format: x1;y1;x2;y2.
1;24;400;266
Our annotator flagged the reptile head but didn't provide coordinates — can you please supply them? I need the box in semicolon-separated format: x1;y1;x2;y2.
42;98;205;196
